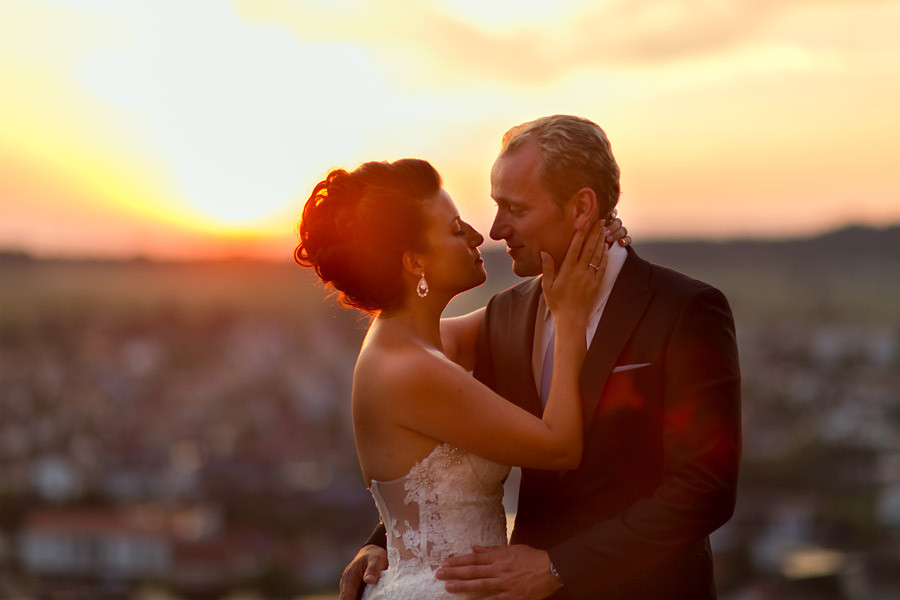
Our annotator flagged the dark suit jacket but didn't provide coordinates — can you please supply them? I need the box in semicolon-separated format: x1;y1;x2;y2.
473;247;741;599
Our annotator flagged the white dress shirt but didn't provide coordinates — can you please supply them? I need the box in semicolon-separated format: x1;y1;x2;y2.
532;242;628;398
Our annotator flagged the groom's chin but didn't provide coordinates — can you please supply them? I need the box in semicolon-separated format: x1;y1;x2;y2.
511;261;541;278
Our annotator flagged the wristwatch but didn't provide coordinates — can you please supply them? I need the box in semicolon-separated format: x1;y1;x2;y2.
549;561;564;585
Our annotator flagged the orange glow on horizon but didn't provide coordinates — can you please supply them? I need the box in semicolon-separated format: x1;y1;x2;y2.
0;149;299;260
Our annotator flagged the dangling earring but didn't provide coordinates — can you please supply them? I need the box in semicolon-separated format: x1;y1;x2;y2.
416;272;429;298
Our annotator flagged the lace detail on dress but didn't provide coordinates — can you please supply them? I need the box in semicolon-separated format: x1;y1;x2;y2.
401;444;465;569
362;444;510;600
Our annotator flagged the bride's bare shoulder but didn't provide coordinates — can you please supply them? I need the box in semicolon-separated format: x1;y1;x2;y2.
354;341;462;399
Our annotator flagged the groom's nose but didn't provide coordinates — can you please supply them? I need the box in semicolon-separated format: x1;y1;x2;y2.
489;214;509;241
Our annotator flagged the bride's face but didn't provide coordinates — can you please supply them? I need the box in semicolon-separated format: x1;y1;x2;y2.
418;189;486;296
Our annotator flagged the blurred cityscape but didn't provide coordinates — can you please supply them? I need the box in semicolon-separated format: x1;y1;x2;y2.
0;225;898;599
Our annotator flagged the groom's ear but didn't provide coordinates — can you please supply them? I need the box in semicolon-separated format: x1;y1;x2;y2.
569;187;598;229
402;251;425;278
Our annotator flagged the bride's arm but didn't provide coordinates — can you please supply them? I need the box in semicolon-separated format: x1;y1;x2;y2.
384;223;609;470
440;214;628;370
440;308;484;371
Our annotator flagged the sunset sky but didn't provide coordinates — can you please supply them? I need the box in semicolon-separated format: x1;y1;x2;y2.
2;0;899;259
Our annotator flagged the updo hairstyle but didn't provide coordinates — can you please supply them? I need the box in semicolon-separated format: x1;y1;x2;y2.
295;159;442;313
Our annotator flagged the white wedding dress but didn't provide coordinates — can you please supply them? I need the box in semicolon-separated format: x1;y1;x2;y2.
362;443;511;599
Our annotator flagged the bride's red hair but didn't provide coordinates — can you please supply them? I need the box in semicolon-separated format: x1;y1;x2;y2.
295;159;442;313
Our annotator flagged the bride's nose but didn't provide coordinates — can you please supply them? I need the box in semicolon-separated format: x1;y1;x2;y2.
468;224;484;247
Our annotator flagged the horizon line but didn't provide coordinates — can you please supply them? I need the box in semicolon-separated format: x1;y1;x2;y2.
1;222;897;264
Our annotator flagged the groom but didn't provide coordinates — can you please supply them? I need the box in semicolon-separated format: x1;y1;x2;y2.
342;115;741;599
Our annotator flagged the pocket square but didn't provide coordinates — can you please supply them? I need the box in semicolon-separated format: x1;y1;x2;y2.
612;363;650;373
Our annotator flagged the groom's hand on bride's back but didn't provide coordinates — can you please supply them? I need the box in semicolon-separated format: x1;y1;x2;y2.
436;544;561;600
339;544;387;600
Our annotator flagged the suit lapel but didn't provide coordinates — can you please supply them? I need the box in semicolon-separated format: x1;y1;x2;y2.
508;277;543;415
579;248;654;428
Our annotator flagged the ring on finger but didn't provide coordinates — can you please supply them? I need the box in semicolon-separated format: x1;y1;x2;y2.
588;263;600;271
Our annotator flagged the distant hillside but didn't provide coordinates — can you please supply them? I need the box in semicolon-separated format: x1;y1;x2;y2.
1;225;898;324
634;224;900;266
2;224;898;267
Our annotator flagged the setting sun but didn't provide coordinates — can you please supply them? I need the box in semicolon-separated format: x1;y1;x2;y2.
2;0;899;259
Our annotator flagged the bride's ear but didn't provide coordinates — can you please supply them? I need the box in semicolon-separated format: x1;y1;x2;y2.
402;251;425;279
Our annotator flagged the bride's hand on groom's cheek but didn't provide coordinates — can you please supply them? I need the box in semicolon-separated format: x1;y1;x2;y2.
541;221;608;327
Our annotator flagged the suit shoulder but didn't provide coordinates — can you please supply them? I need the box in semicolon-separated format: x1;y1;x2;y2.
634;257;737;349
634;257;733;317
645;259;722;300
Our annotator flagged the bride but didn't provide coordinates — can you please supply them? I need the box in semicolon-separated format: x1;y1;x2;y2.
295;158;623;599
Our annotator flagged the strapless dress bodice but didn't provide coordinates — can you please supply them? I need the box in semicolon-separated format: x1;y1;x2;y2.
362;443;510;599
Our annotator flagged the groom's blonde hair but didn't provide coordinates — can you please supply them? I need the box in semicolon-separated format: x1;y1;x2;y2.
500;115;620;218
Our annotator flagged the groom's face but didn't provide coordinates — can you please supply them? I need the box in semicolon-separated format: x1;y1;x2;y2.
489;139;576;277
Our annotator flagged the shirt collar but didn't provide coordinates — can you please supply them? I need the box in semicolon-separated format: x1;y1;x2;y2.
539;241;628;322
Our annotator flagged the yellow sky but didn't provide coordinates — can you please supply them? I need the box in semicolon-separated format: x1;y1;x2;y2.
1;0;899;259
